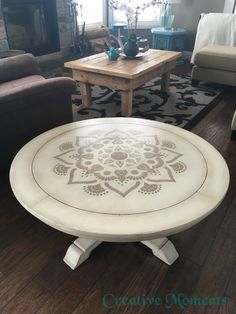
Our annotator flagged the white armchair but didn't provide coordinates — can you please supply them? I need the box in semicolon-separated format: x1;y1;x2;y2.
191;13;236;64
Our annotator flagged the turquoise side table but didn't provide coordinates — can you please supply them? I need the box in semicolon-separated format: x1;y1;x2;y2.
151;27;187;65
112;23;127;44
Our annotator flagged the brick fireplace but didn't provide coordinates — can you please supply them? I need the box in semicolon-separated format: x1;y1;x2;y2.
0;0;74;57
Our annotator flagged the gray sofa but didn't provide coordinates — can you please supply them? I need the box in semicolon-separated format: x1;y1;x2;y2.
0;53;76;171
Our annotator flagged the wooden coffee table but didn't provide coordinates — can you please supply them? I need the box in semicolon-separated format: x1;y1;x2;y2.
10;118;229;270
65;49;181;116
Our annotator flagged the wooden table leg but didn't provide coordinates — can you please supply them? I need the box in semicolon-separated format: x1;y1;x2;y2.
63;238;102;269
141;237;179;265
80;82;92;107
121;90;133;117
161;71;170;93
63;236;178;269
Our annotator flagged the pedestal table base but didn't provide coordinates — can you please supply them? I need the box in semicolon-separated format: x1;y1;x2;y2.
63;237;179;270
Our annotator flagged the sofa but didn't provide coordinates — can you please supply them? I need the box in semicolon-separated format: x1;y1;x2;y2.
190;13;236;140
0;53;76;171
191;13;236;86
191;13;236;64
191;45;236;87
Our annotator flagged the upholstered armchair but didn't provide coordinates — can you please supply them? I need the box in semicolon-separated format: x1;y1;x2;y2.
0;53;76;171
191;13;236;87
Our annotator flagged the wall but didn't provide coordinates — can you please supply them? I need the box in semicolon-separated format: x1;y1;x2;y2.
56;0;74;50
173;0;225;50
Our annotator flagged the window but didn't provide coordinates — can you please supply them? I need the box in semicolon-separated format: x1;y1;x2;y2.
108;1;165;29
76;0;107;28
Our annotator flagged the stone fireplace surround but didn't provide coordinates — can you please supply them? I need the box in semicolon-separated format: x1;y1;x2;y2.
0;0;74;61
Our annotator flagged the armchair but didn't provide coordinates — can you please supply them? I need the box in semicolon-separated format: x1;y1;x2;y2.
191;13;236;87
0;53;76;171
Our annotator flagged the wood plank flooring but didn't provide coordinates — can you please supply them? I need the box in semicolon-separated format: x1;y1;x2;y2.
0;63;236;314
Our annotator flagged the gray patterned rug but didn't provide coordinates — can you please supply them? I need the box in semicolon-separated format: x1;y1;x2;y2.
72;74;223;130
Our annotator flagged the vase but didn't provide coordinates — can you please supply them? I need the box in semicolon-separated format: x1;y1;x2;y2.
123;35;139;57
160;4;175;30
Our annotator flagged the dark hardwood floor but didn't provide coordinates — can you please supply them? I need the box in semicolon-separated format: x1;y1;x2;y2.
0;62;236;314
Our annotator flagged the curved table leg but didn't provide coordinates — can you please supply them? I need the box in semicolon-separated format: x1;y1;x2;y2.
63;238;102;270
63;237;178;270
141;237;179;265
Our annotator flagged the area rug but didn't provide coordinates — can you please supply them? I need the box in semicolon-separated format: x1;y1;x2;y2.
72;73;223;130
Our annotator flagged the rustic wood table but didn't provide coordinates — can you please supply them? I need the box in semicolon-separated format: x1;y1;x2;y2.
10;118;229;270
65;49;181;116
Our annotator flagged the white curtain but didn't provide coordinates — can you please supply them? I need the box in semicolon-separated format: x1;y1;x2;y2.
223;0;236;13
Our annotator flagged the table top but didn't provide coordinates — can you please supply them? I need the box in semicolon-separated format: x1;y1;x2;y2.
10;118;229;242
151;27;187;35
64;49;181;79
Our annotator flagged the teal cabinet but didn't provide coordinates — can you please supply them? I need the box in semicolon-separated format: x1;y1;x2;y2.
151;27;187;64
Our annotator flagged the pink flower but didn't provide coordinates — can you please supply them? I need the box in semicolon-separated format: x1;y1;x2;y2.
110;0;167;34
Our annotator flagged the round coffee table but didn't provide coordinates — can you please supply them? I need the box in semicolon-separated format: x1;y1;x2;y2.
10;118;229;269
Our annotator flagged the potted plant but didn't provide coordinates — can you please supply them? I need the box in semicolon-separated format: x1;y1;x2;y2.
110;0;167;57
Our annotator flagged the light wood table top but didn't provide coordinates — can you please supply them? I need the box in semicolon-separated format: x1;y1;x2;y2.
65;49;181;79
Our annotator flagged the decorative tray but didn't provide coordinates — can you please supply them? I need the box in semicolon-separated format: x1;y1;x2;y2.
120;52;144;59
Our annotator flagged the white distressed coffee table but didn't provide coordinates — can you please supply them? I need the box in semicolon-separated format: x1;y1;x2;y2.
10;118;229;270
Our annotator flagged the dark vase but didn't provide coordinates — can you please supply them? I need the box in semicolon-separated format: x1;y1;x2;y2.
123;36;139;57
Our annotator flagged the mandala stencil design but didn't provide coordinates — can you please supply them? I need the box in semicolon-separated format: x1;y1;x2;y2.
52;129;187;197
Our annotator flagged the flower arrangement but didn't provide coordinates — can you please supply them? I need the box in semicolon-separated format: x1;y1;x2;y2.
110;0;167;36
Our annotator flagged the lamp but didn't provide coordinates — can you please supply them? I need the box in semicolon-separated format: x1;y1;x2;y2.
160;0;181;30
